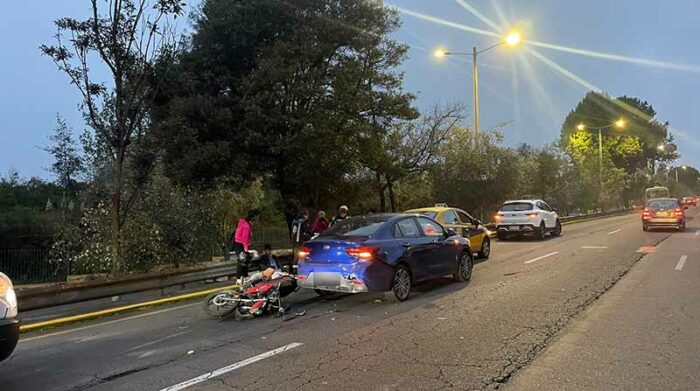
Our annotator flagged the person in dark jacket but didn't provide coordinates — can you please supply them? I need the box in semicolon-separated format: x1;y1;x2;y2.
258;244;279;270
330;205;349;227
311;210;330;234
291;209;312;245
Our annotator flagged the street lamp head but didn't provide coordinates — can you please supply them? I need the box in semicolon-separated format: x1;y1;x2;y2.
434;49;447;58
505;31;522;47
576;123;586;131
615;118;626;129
682;165;687;170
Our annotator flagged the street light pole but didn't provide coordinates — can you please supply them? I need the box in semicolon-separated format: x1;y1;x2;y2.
472;46;479;143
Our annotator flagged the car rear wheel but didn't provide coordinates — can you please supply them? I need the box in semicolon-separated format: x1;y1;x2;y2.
390;265;412;302
679;223;686;232
453;251;473;282
478;237;491;258
536;222;546;240
642;223;649;232
551;220;562;237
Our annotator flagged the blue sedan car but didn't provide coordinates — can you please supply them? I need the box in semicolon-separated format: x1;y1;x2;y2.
297;214;473;301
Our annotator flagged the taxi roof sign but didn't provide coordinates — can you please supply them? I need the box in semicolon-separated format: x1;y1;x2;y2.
434;203;449;208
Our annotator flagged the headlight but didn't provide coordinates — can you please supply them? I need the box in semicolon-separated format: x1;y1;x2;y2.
0;272;17;309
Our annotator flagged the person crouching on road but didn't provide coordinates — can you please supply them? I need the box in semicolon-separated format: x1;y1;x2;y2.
259;244;280;270
330;205;349;227
311;210;329;234
232;209;260;282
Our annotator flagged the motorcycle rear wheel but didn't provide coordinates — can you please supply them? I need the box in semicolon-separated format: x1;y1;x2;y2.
203;291;239;317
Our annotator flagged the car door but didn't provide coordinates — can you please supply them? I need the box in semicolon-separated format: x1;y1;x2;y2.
416;217;456;277
441;209;462;234
457;210;483;250
392;217;430;281
537;201;555;228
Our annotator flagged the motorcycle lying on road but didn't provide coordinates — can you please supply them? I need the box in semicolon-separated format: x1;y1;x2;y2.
203;254;299;320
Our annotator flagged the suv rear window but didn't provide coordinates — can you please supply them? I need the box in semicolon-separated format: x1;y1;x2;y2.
322;215;391;237
648;199;679;209
501;202;534;212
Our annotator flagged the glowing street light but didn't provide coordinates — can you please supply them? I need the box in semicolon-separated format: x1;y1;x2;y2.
505;31;522;47
433;30;523;144
575;119;626;188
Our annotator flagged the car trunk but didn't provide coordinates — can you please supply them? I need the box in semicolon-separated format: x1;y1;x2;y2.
304;237;367;265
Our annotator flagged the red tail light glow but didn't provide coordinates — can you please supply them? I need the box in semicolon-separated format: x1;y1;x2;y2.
642;208;651;219
297;247;311;260
526;212;540;218
346;247;377;261
675;208;684;217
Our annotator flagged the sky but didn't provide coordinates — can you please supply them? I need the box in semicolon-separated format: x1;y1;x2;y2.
2;0;700;180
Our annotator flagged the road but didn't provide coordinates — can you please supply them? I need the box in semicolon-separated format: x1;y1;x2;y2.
2;209;698;391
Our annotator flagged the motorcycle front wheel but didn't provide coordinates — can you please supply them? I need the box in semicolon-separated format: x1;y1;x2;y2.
203;291;239;317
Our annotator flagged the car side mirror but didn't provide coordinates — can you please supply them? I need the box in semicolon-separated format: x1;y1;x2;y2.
446;228;457;237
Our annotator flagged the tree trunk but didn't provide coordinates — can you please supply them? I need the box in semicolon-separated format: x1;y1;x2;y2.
376;171;386;212
110;154;123;275
387;179;396;212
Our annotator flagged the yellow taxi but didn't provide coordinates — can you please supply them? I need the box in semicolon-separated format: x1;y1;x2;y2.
405;204;491;259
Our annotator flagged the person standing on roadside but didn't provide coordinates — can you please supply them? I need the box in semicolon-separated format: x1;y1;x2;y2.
232;209;260;281
330;205;350;227
292;209;312;245
311;210;330;234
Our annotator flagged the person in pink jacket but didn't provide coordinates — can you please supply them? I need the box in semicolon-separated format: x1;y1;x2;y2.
232;209;260;280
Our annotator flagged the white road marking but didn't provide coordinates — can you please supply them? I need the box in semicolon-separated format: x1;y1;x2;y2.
524;252;559;264
695;230;700;236
161;342;303;391
125;331;191;353
675;255;688;271
581;246;609;249
607;229;622;235
20;303;199;343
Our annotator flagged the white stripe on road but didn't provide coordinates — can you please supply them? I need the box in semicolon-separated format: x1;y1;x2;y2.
695;230;700;236
20;303;199;343
675;255;688;271
607;229;622;235
582;246;608;249
160;342;303;391
524;252;559;264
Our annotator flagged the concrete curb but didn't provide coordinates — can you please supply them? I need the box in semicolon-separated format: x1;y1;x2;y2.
20;284;238;333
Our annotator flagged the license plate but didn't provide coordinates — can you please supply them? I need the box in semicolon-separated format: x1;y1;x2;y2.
656;212;669;217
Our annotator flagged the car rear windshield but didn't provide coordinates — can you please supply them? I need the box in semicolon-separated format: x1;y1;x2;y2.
648;199;678;209
501;202;533;212
416;211;437;219
321;215;391;237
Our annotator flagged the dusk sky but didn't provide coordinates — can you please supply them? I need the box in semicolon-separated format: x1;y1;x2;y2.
2;0;700;179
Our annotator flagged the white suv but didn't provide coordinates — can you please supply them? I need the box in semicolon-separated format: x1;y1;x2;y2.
494;200;561;240
0;272;19;362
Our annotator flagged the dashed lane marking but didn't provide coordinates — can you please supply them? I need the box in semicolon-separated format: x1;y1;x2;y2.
675;255;688;271
524;252;559;264
695;230;699;236
607;229;622;235
161;342;303;391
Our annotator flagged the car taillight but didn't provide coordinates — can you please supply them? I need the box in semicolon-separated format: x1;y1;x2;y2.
675;208;684;217
346;247;377;261
297;247;311;260
494;213;503;221
526;212;540;218
642;208;651;219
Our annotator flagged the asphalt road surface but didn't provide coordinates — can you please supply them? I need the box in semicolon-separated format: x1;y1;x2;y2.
3;209;698;391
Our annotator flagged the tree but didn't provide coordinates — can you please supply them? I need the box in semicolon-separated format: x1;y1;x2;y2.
41;0;185;272
152;0;417;208
44;115;83;192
